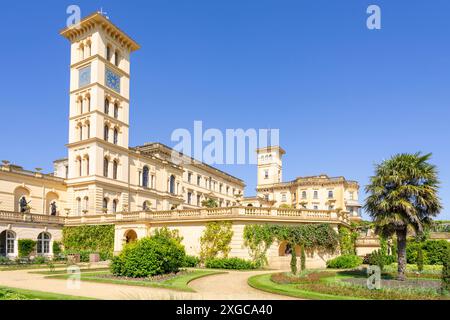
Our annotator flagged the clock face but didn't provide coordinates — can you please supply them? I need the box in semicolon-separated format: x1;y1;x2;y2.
105;69;121;93
78;66;91;88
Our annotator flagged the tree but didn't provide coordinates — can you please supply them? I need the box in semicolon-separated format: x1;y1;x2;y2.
365;153;442;280
202;198;218;208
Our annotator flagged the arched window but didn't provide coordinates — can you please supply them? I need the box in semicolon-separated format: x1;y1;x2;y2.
103;198;108;213
142;166;149;188
79;124;83;141
113;128;118;144
114;103;119;119
113;160;118;179
86;123;90;139
115;50;120;66
37;232;51;255
104;98;110;115
104;125;109;141
85;156;90;176
112;199;118;213
76;197;81;215
83;197;89;212
106;45;112;61
77;157;82;177
103;157;109;177
169;175;176;194
86;96;91;112
302;191;307;199
80;98;84;114
1;231;16;254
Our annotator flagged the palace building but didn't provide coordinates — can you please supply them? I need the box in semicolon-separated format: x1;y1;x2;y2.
0;13;361;268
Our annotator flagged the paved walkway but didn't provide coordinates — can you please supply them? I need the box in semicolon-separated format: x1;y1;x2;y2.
0;268;297;300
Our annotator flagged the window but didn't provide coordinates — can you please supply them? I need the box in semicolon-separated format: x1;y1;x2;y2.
197;175;201;186
187;192;192;204
79;125;83;141
36;232;50;254
103;157;109;177
142;166;149;187
87;96;91;112
87;124;90;139
264;194;269;201
349;192;354;200
113;128;118;144
169;175;176;194
313;205;318;210
77;157;82;177
85;156;89;176
103;198;108;213
115;50;120;66
113;160;118;179
80;99;84;114
281;193;287;202
76;197;81;215
113;199;118;213
143;201;150;211
313;190;318;199
226;186;230;194
187;172;192;183
83;197;89;212
104;98;110;115
151;175;155;189
104;125;109;141
220;184;223;193
5;231;15;254
302;191;307;199
328;205;334;210
197;194;201;206
106;45;112;61
328;190;334;199
264;170;269;179
114;103;119;119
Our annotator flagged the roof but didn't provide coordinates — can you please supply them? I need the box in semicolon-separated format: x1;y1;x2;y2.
256;145;286;155
60;12;140;51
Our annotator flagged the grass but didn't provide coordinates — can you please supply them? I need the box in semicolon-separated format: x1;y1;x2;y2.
248;273;361;300
46;269;224;292
0;286;96;300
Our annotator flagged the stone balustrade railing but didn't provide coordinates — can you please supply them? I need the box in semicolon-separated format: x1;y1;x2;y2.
0;207;350;226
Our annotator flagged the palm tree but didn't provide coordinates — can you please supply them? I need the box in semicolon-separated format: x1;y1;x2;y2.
364;153;442;280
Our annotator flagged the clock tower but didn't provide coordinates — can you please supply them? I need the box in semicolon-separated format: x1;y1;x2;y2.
60;13;140;215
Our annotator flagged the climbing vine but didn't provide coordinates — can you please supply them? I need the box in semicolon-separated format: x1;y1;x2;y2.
200;221;233;261
243;224;339;274
62;225;115;260
338;225;357;255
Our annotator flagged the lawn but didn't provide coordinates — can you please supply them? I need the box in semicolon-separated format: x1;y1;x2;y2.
46;269;224;292
0;286;95;300
248;269;447;300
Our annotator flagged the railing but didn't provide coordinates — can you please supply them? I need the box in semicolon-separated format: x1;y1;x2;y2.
1;207;350;226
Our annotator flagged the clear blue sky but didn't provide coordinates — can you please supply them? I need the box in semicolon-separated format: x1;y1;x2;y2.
0;1;449;220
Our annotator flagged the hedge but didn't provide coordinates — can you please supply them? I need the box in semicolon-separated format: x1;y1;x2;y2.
326;254;363;269
407;240;450;265
205;257;257;270
62;225;114;261
18;240;36;258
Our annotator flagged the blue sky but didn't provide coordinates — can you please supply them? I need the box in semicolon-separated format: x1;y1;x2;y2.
0;1;449;220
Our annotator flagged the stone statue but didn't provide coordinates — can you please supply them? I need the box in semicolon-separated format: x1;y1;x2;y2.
50;202;57;216
19;196;29;213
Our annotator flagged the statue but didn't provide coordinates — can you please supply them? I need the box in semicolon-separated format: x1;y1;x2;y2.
19;196;29;213
50;202;57;216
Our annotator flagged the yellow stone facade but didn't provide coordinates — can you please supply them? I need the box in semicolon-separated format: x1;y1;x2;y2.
0;13;361;268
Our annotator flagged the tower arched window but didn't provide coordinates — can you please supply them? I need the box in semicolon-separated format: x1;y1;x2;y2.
169;175;176;194
76;197;81;215
142;166;149;188
114;103;119;119
104;98;110;115
86;123;90;139
103;157;109;177
112;199;118;213
113;128;118;145
115;50;120;67
106;45;112;61
80;98;84;114
103;198;108;213
104;125;109;142
83;197;89;212
85;156;90;176
87;96;91;112
77;157;82;177
113;160;118;179
79;124;83;141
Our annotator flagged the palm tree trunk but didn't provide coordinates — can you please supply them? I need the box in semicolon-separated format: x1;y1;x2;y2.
396;229;407;281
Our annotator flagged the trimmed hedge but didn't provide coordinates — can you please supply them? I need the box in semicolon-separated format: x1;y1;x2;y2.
18;240;36;258
326;254;363;269
182;255;200;268
62;225;114;261
205;257;257;270
111;235;186;278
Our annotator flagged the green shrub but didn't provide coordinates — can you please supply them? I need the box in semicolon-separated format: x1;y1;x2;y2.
111;235;186;278
407;240;450;265
182;255;200;268
33;255;47;264
417;246;424;272
338;226;357;255
0;256;11;265
62;225;114;260
18;239;36;258
52;241;62;256
442;247;450;294
326;254;363;269
205;257;256;270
